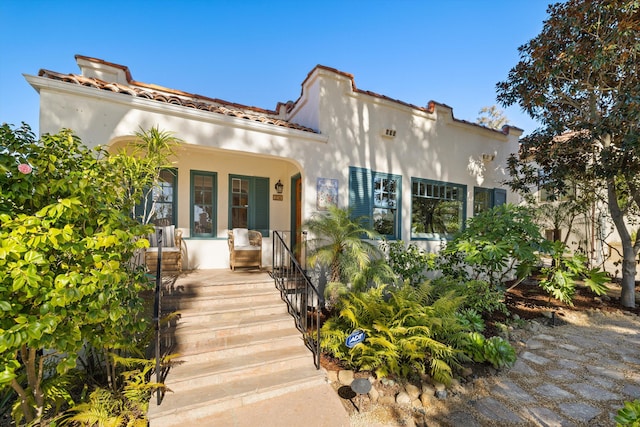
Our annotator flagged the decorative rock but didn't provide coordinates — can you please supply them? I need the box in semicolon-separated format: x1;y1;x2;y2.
411;398;422;408
379;395;396;406
420;391;437;407
433;382;446;392
368;385;379;403
435;389;448;399
461;367;474;378
338;370;354;385
396;391;412;405
380;377;396;387
405;383;421;400
326;370;338;383
422;383;436;396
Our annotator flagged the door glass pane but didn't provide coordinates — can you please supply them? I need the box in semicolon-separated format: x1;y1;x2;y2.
231;177;249;228
194;174;213;234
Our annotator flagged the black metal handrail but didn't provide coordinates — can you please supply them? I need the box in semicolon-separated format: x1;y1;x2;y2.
153;228;163;405
271;231;321;369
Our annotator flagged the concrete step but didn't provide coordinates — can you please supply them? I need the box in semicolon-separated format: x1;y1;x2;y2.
164;278;275;296
147;273;327;427
164;284;281;308
167;300;288;322
170;326;304;361
147;366;326;427
166;345;315;392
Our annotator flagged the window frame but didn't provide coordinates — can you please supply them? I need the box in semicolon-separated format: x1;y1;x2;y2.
473;186;507;216
135;168;178;226
410;178;466;240
190;170;217;239
228;174;270;237
348;167;401;240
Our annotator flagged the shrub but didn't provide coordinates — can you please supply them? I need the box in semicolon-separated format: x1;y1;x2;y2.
320;283;466;384
615;399;640;426
462;333;516;369
440;204;549;288
382;239;436;286
540;241;609;305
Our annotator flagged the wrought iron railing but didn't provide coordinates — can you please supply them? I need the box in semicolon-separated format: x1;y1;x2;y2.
152;227;164;405
271;231;321;369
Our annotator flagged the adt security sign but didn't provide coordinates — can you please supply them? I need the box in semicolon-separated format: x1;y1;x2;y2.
345;330;366;348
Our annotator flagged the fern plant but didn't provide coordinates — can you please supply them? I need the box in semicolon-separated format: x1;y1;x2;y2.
321;283;467;384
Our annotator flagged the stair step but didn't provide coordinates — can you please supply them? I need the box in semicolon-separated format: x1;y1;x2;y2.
168;311;295;341
166;301;288;322
147;272;325;427
165;345;314;392
164;279;275;296
164;287;282;309
170;327;303;360
147;366;326;427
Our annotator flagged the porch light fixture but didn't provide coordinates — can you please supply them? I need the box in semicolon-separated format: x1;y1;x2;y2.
275;180;284;194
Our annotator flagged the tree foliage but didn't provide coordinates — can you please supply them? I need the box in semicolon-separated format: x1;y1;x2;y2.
497;0;640;307
475;105;509;130
0;123;169;424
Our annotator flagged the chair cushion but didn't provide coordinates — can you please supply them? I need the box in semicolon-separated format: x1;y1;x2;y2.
233;228;250;247
234;245;260;251
149;225;175;248
146;246;180;253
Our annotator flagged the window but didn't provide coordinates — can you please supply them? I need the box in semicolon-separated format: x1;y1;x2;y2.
191;171;217;238
473;187;507;215
349;167;401;239
229;175;269;236
411;178;466;239
135;168;177;225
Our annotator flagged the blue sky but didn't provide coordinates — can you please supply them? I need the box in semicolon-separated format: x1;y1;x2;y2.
0;1;552;136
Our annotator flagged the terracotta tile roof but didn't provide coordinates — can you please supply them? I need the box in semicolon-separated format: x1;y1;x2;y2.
37;66;318;134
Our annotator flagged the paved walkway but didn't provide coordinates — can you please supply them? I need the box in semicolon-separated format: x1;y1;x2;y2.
350;309;640;426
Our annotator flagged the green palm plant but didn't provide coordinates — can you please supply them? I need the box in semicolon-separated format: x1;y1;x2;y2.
305;206;379;283
304;206;394;305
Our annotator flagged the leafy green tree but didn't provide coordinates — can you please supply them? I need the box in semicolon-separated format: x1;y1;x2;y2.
497;0;640;307
120;126;181;225
0;124;169;424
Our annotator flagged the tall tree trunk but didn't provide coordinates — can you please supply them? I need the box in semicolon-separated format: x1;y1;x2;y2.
607;180;637;308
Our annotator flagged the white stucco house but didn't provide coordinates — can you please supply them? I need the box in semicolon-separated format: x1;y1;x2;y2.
25;55;523;270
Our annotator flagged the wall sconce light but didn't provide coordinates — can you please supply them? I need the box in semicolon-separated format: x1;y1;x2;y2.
482;153;496;162
275;180;284;194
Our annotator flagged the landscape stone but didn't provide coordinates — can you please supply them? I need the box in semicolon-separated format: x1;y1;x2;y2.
520;351;551;365
558;402;601;422
405;383;420;400
493;378;532;402
326;370;338;383
460;367;474;377
522;406;576;427
420;392;436;407
368;385;379;403
509;359;537;375
379;395;396;406
421;384;435;396
338;369;354;385
622;383;640;397
534;384;574;399
395;391;412;406
568;383;622;401
473;397;523;423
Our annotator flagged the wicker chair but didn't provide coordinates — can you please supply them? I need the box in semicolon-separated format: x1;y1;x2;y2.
146;225;183;272
228;228;262;271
